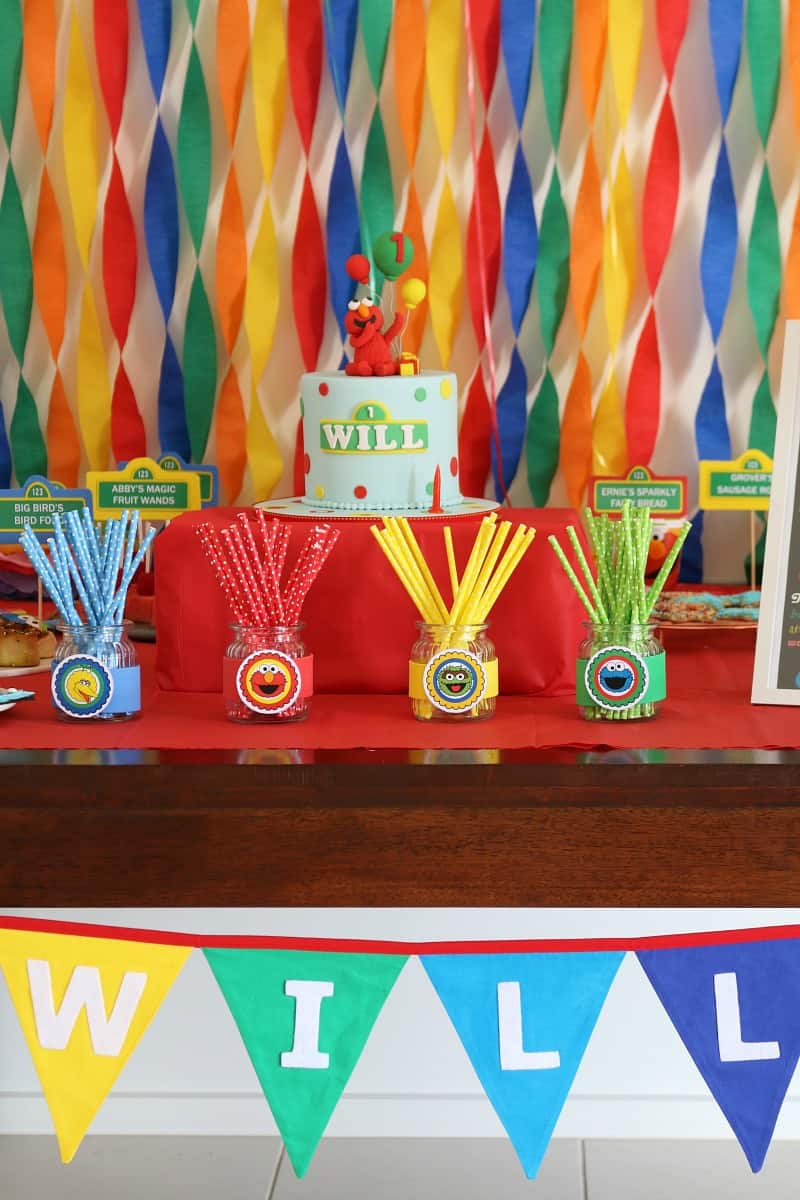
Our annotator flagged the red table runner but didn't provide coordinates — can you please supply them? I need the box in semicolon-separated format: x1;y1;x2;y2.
3;628;800;750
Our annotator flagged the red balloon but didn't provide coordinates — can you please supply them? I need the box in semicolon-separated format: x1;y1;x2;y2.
345;253;370;284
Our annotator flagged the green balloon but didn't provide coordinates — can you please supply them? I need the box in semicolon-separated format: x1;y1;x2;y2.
372;231;414;280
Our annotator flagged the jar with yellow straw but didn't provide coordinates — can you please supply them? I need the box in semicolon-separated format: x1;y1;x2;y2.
370;513;536;721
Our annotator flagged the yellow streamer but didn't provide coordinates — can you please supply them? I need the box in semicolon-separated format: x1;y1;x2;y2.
76;285;111;471
247;385;283;501
245;201;280;383
592;370;628;476
607;0;642;125
63;11;98;271
0;929;190;1164
602;149;636;351
426;0;461;158
428;178;463;367
252;0;287;185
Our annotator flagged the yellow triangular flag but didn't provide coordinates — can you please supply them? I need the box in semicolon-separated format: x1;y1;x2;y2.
0;929;191;1163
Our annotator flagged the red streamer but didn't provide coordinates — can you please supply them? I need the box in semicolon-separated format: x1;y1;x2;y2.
94;0;128;139
103;158;137;346
626;310;661;467
287;0;323;156
657;0;689;82
642;94;680;294
467;0;500;104
111;361;146;464
466;130;502;353
458;365;492;498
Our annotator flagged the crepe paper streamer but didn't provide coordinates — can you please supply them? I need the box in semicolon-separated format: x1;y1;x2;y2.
252;0;287;187
626;311;661;469
701;146;737;342
184;273;218;462
788;201;800;319
0;167;32;368
0;0;22;144
526;366;560;507
245;206;280;398
77;287;111;472
538;171;570;357
747;0;781;146
215;367;248;504
575;0;607;121
288;0;322;157
539;0;573;147
217;173;248;357
502;0;535;127
607;0;642;125
489;348;524;501
467;0;500;104
749;370;777;460
642;95;680;295
428;178;463;368
747;170;781;361
293;173;327;372
467;131;502;351
360;0;393;93
459;366;492;498
401;181;429;355
46;374;81;489
323;0;358;112
427;0;461;159
710;0;744;123
657;0;688;82
360;107;395;291
9;379;46;484
177;43;212;255
395;0;426;167
602;151;636;352
64;11;99;272
102;160;137;351
570;142;602;337
560;351;594;511
327;138;361;340
696;357;732;464
24;0;56;150
504;144;537;337
138;0;170;98
247;389;284;502
592;372;628;476
217;0;250;145
95;0;128;139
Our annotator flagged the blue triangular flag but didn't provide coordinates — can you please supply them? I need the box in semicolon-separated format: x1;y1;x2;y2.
637;938;800;1171
421;952;623;1177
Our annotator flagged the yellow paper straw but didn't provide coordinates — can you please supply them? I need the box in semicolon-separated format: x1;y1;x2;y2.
395;516;449;622
477;527;536;619
443;526;459;602
461;520;513;623
382;519;442;621
370;526;439;622
449;515;497;624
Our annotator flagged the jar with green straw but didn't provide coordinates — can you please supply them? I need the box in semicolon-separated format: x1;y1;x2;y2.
549;502;690;721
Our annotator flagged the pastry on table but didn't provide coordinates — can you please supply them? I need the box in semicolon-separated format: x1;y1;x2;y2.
0;617;39;667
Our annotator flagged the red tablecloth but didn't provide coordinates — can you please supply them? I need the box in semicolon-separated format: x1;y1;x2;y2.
3;628;800;750
154;507;586;695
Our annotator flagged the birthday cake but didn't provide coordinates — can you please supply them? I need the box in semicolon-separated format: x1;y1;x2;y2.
261;233;495;520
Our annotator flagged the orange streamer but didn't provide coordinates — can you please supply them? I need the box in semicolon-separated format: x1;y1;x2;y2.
216;172;247;355
46;372;80;488
215;366;248;504
402;181;429;355
395;0;426;167
217;0;250;144
570;141;602;339
24;0;56;151
33;169;67;360
559;351;594;511
576;0;608;121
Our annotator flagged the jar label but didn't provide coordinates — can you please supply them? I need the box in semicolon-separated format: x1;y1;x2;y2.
577;647;666;711
51;656;141;718
234;649;306;715
411;649;498;713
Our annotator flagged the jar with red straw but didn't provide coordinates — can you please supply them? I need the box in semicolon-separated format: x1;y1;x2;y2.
196;512;339;722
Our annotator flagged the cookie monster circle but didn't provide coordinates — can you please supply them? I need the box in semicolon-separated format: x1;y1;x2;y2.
52;655;113;718
423;649;486;713
236;649;301;715
585;646;648;711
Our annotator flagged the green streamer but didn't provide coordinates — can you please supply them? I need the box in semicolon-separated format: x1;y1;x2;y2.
360;0;393;92
747;0;781;145
0;167;32;364
539;0;573;147
360;108;394;291
748;369;776;458
177;44;212;255
747;169;780;359
537;171;570;356
184;270;218;460
0;0;22;145
9;377;46;484
526;367;560;506
185;0;201;27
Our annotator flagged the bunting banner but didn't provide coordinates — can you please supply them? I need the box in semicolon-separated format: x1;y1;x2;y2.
5;917;800;1180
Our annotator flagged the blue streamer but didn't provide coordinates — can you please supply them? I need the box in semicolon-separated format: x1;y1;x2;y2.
326;133;361;339
502;0;536;127
158;336;190;459
504;144;538;336
700;144;737;342
137;0;171;98
323;0;359;112
492;346;528;500
709;0;743;123
144;120;179;322
696;356;731;462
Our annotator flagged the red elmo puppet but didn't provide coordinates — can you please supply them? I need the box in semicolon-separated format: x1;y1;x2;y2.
344;297;404;376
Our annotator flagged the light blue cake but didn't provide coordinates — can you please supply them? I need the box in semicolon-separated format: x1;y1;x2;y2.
300;370;462;511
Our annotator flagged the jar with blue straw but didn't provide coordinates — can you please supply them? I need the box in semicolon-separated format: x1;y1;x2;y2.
20;510;155;721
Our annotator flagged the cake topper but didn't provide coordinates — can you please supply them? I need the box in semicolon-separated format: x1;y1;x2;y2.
344;231;427;377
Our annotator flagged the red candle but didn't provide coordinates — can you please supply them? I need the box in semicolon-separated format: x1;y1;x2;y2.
430;465;443;513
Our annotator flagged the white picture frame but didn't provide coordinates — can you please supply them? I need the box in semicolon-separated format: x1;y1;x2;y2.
752;319;800;704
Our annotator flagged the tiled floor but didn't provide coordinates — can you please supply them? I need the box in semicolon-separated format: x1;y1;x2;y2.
3;1137;800;1198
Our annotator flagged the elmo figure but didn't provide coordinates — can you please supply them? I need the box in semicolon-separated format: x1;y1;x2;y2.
344;297;404;376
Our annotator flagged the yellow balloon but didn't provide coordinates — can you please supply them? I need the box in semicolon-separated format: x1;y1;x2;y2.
401;277;427;309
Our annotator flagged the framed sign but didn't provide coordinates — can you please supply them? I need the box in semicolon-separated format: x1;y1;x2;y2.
699;449;772;511
589;465;687;516
87;457;201;521
0;476;92;543
752;321;800;703
121;454;219;508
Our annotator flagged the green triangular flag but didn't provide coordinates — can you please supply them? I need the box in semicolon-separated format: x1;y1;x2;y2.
204;949;407;1176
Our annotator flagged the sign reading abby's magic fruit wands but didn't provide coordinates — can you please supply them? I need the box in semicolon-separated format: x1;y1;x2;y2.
87;457;201;521
590;465;687;516
0;477;92;544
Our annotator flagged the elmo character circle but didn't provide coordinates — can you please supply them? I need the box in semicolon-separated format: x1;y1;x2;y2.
236;649;301;715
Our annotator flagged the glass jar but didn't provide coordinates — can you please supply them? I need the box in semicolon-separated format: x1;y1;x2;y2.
51;623;140;721
409;622;497;721
223;623;311;723
576;621;666;721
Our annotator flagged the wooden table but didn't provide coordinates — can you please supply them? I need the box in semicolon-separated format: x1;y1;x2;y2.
3;748;798;907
